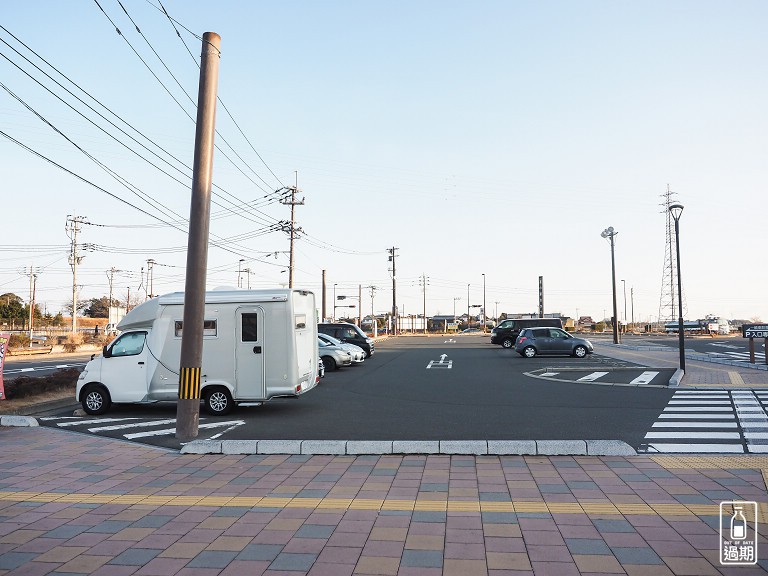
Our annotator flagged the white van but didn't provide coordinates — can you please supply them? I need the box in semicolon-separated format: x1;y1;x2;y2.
76;289;319;416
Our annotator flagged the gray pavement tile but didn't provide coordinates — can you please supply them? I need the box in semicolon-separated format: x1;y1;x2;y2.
109;548;161;566
236;543;283;561
593;519;636;533
566;481;599;490
419;484;448;492
269;552;318;571
412;512;446;523
187;550;239;568
481;512;518;524
0;552;37;569
675;495;716;504
87;520;133;534
44;525;90;538
314;474;342;482
701;490;740;500
611;546;664;564
212;507;251;517
565;538;613;555
401;549;444;568
295;524;335;539
539;484;571;494
297;489;331;498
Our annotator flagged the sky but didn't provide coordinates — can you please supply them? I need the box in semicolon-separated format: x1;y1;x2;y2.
1;1;766;325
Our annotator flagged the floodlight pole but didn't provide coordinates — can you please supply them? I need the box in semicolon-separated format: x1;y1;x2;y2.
670;203;685;372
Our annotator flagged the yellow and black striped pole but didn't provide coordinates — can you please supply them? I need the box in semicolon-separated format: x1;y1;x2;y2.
178;367;201;401
176;31;221;442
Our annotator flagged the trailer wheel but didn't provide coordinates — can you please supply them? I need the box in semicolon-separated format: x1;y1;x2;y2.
204;387;234;415
81;384;111;415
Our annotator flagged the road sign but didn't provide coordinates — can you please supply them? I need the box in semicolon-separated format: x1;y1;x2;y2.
742;324;768;338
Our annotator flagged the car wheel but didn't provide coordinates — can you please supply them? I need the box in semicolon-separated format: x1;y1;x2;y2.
81;384;111;415
321;356;337;371
501;338;514;349
573;345;587;358
523;346;536;358
204;387;234;415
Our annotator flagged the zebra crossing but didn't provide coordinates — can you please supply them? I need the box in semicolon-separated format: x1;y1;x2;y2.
639;390;768;453
706;350;766;364
536;369;666;385
39;416;245;442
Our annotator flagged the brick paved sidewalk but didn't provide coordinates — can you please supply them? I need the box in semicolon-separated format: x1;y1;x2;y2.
1;427;767;575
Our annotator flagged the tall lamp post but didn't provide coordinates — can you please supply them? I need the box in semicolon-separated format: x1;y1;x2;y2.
467;284;470;329
669;203;685;371
621;279;627;332
601;227;620;344
482;273;486;333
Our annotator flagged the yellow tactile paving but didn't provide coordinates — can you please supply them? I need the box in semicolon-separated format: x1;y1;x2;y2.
650;455;768;469
0;491;763;519
729;371;746;385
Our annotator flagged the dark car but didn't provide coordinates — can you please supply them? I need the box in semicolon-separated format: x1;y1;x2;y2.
318;322;375;358
514;327;594;358
491;318;563;348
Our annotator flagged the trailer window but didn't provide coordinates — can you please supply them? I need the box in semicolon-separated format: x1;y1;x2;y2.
241;313;258;342
174;320;217;337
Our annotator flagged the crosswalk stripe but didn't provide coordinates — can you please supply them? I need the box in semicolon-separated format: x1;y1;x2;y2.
645;432;741;440
645;444;745;453
663;407;732;412
577;371;609;382
668;400;731;405
630;371;659;385
652;422;738;428
658;414;735;419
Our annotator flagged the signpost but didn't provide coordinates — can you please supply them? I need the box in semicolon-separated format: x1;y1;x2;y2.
741;324;768;365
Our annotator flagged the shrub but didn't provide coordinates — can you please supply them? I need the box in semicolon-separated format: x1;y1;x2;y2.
7;333;30;348
3;368;79;400
62;333;84;353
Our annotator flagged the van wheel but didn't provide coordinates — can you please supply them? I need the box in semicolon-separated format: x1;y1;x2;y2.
573;345;587;358
501;338;514;349
204;387;234;415
82;384;111;415
321;356;337;371
523;346;537;358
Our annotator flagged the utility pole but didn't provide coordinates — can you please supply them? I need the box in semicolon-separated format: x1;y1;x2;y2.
358;284;362;327
387;247;398;335
106;267;121;325
279;172;304;289
25;266;39;346
420;274;429;333
538;275;544;318
66;215;86;334
321;270;327;322
367;285;377;336
147;259;156;299
177;31;221;442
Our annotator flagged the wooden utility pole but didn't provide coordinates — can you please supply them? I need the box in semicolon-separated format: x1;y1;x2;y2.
176;32;221;442
66;215;86;334
321;270;327;321
388;247;398;334
280;172;304;288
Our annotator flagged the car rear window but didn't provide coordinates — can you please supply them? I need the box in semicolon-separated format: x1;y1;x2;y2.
531;328;550;338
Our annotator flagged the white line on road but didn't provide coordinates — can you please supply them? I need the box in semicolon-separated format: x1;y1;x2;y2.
645;432;741;439
658;414;735;419
651;422;738;428
645;444;745;453
124;420;245;439
57;418;140;427
88;419;178;432
663;407;733;412
668;400;732;405
629;371;659;385
577;371;609;382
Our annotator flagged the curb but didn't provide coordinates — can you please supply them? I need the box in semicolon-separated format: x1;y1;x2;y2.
669;368;684;387
0;415;38;427
0;398;79;417
181;439;637;456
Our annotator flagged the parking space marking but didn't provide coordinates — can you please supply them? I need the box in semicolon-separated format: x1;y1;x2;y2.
577;371;609;382
629;371;659;385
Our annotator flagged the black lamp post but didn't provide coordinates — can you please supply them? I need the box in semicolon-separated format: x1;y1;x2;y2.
601;227;620;344
669;203;685;371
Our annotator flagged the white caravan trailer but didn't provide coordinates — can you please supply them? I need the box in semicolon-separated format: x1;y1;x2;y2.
76;289;318;416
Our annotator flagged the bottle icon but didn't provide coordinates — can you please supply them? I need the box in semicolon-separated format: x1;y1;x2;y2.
731;506;747;540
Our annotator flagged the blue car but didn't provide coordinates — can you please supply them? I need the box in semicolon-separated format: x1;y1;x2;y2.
515;327;594;358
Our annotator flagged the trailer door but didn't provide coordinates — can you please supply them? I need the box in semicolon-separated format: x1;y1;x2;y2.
235;307;265;399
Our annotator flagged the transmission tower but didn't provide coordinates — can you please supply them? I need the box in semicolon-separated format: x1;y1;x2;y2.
658;185;686;326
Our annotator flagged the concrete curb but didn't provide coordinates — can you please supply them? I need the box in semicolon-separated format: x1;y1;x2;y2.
0;415;39;427
181;439;638;456
669;368;684;387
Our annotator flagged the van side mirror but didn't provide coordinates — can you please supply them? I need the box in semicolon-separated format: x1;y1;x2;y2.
102;345;111;358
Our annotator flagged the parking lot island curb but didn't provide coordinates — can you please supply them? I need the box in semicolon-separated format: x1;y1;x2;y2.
0;415;38;427
179;439;637;456
669;368;684;387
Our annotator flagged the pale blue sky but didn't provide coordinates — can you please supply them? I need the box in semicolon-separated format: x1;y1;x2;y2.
1;1;766;323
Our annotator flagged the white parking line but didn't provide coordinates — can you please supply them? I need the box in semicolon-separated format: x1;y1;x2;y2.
88;419;178;432
629;371;659;385
577;371;609;382
57;418;140;427
124;420;245;439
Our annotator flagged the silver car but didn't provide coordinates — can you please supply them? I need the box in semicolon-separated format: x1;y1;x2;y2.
318;333;365;364
318;337;352;371
515;327;594;358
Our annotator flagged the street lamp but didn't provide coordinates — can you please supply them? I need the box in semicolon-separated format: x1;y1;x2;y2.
600;227;620;344
467;284;470;329
238;259;245;288
621;279;627;332
669;203;685;371
482;273;486;333
333;283;337;321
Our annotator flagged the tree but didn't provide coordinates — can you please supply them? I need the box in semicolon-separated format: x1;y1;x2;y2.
84;296;120;318
0;293;25;320
63;300;89;317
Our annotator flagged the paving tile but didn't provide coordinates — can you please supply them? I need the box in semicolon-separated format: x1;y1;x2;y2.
0;552;38;570
268;551;318;571
611;547;663;565
442;558;489;576
404;534;443;550
660;556;722;575
109;548;162;566
529;561;581;576
400;549;443;568
565;538;613;555
573;554;625;573
235;543;283;561
354;555;400;575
